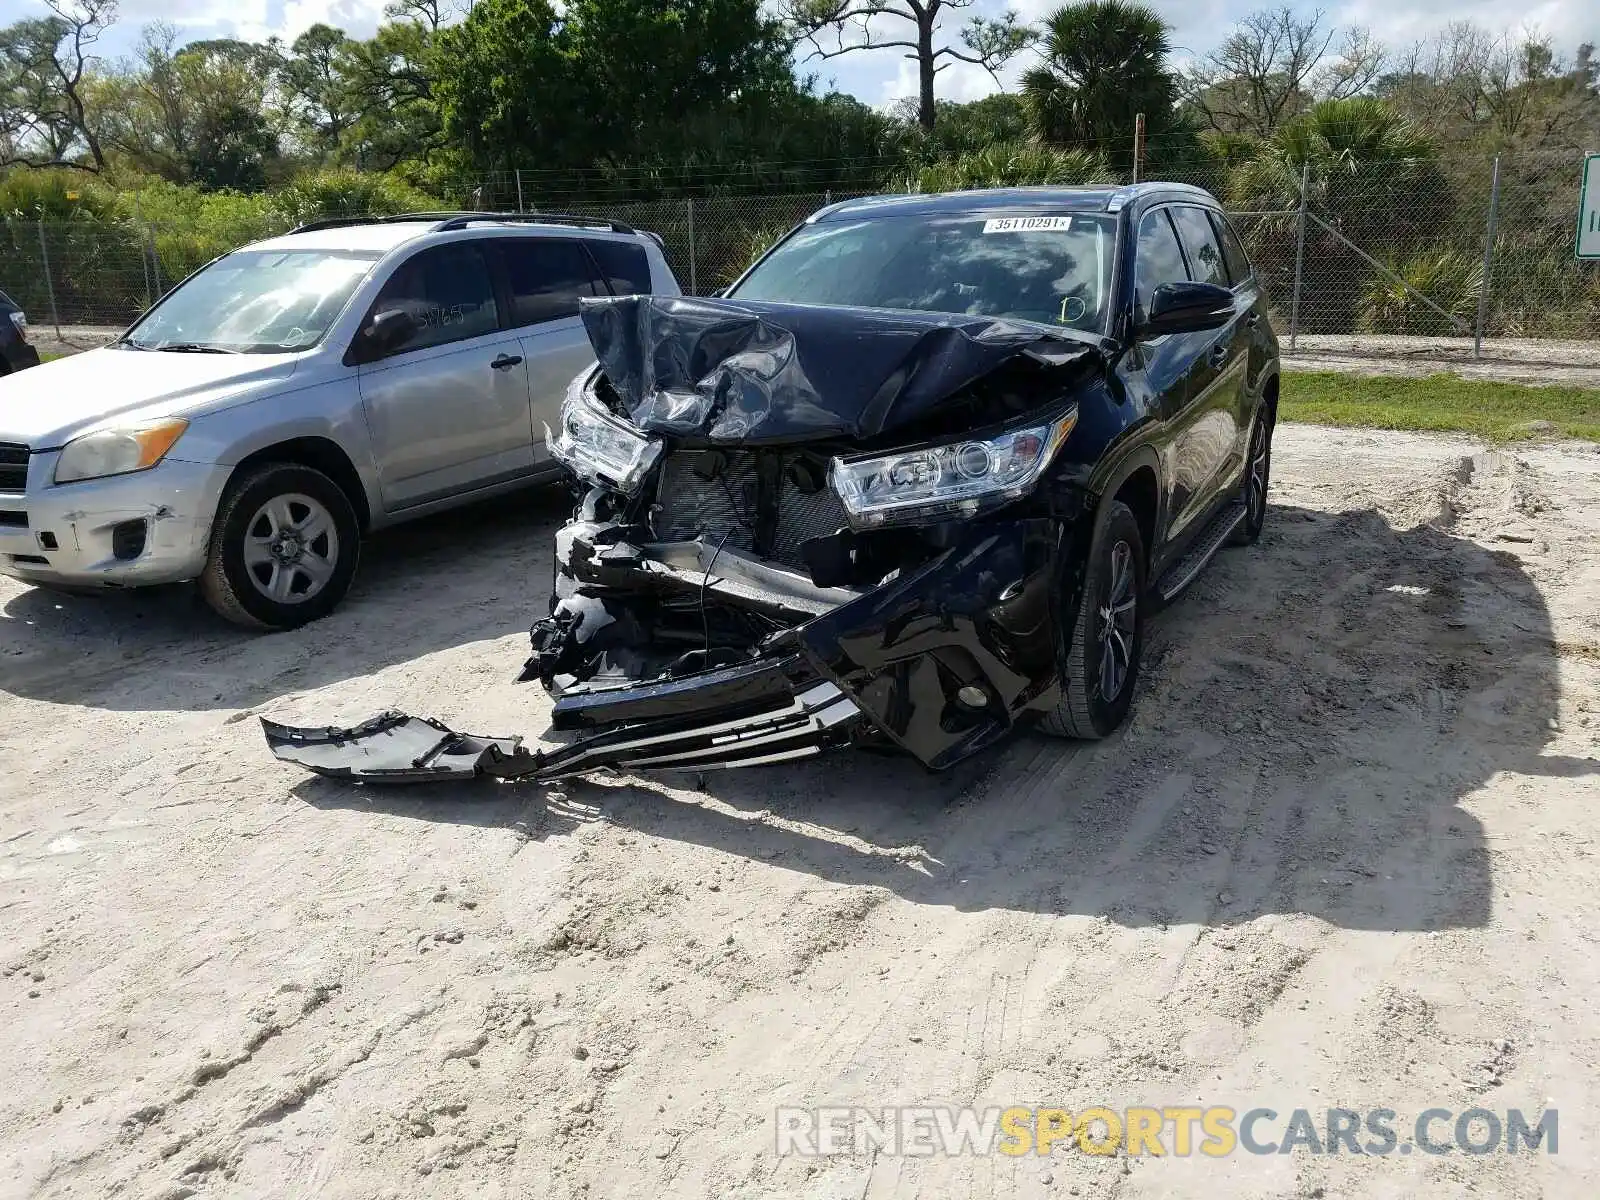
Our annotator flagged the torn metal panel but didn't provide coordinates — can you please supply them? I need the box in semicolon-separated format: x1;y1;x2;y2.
261;712;535;783
259;682;864;785
579;294;1103;444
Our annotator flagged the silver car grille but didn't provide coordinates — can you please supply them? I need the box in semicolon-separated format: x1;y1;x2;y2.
654;450;849;571
0;443;27;493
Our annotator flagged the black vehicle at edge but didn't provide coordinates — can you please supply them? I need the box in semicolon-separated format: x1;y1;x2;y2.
264;183;1281;783
0;289;41;376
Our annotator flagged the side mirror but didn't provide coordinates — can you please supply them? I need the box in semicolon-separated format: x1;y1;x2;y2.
1139;281;1233;338
351;307;418;363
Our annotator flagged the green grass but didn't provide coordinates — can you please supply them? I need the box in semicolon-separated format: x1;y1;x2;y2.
1283;371;1600;441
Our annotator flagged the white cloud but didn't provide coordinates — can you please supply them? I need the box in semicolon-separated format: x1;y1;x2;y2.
274;0;387;43
878;54;1005;107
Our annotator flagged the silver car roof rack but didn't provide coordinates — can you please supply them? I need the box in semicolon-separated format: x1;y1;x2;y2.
290;211;638;235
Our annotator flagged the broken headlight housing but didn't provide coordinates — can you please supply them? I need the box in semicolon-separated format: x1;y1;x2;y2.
548;372;662;496
829;407;1078;529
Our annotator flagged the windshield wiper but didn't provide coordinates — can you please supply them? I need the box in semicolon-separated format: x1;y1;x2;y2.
151;342;243;354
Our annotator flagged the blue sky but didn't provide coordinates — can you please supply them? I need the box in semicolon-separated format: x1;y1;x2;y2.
2;0;1597;105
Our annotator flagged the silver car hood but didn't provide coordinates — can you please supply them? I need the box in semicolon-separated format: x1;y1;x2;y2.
0;346;301;447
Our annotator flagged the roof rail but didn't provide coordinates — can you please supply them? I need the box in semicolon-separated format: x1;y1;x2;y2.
288;211;640;236
431;211;638;234
289;212;482;234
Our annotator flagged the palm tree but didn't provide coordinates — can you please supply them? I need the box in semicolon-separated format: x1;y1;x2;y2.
908;143;1112;192
1228;97;1453;334
1021;1;1178;166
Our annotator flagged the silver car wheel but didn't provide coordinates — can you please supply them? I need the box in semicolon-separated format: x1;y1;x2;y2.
240;493;340;605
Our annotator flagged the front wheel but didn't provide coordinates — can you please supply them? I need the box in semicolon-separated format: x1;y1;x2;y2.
1040;499;1146;740
200;463;361;630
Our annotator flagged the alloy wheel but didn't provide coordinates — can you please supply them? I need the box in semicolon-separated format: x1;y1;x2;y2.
241;493;340;605
1096;539;1137;702
1247;420;1270;526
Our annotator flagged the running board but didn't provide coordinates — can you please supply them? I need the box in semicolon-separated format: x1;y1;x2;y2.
261;682;862;785
1153;500;1245;604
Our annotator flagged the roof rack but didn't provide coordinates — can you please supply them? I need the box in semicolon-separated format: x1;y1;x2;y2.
289;211;639;236
432;211;638;234
290;212;478;234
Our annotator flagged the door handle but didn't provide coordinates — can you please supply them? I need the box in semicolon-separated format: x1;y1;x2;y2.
490;353;523;370
1246;313;1261;329
1208;344;1230;367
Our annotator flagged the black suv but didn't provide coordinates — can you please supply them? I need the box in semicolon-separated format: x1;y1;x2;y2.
267;184;1281;784
0;289;40;375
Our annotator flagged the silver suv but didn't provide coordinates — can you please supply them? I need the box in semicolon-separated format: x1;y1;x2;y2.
0;212;679;627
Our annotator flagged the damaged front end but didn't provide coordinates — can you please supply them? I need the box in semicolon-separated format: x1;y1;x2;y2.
266;296;1105;784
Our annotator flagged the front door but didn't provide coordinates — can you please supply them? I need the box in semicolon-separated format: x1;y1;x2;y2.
356;242;537;511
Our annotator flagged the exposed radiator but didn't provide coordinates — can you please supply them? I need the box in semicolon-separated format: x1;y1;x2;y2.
653;450;849;571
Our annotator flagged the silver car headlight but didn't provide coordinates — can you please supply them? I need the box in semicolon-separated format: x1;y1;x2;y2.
54;418;190;484
547;374;661;495
829;407;1078;530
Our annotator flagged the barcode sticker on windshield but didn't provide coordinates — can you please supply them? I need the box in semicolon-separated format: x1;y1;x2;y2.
982;216;1072;234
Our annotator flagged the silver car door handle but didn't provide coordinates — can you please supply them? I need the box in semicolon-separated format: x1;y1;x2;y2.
491;353;523;370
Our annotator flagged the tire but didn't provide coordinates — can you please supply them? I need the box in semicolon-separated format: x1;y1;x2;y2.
1040;498;1146;740
199;463;361;630
1231;408;1273;546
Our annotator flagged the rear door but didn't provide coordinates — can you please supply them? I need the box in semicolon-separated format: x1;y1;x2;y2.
1210;210;1271;398
494;237;610;469
1168;204;1251;523
356;242;537;511
1130;206;1209;542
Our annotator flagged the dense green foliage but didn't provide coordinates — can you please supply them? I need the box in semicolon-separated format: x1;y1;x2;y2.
1;0;1596;334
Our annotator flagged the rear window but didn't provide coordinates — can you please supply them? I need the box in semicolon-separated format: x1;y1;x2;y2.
1169;206;1228;288
499;239;605;326
587;239;652;295
1210;212;1254;285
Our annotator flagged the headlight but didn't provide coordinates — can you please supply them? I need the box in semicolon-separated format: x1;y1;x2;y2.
8;311;25;339
546;374;661;495
829;407;1078;529
54;418;189;484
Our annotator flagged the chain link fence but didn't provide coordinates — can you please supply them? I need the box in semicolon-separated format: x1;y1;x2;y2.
4;155;1596;369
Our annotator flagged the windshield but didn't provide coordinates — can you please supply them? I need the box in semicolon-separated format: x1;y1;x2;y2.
729;212;1115;334
124;249;380;353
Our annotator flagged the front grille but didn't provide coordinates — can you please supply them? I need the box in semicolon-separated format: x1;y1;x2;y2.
0;443;28;492
654;449;849;571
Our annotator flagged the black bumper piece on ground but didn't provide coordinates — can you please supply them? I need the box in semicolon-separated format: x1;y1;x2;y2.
261;678;863;785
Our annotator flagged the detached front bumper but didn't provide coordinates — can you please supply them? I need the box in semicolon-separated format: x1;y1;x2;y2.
264;511;1082;786
0;453;225;587
263;668;864;783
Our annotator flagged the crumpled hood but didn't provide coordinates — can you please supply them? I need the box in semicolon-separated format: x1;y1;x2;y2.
0;345;300;447
580;294;1101;444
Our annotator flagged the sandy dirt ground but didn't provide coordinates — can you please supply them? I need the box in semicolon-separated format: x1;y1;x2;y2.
3;425;1600;1199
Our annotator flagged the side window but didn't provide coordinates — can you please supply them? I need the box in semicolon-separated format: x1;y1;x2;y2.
500;239;604;327
586;239;652;296
368;243;499;355
1133;208;1190;319
1210;212;1254;285
1170;206;1228;288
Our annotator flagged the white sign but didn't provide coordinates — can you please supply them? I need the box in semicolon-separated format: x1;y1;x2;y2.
983;216;1072;234
1580;153;1600;260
